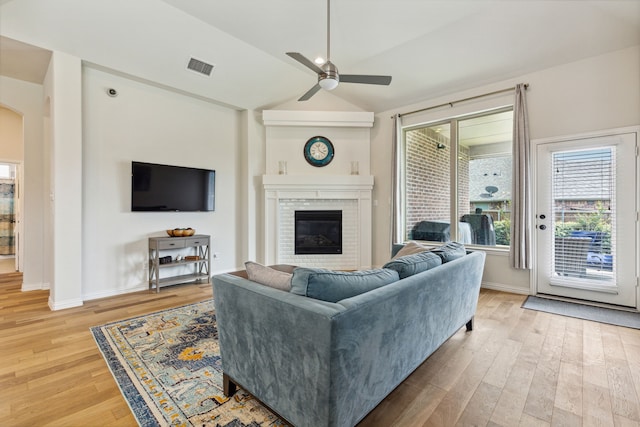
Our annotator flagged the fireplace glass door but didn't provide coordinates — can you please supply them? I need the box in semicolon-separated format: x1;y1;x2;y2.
294;210;342;255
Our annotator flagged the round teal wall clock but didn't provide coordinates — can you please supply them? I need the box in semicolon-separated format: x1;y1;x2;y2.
304;136;334;167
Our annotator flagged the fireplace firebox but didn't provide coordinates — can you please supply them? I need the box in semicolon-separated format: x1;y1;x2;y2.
294;210;342;255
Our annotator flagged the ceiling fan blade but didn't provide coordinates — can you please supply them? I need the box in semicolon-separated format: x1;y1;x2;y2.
298;84;322;101
286;52;324;75
340;75;392;85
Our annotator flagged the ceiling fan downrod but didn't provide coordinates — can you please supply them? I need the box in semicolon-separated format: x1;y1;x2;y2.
284;0;392;101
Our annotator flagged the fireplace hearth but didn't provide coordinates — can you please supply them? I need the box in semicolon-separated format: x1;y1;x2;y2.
295;210;342;255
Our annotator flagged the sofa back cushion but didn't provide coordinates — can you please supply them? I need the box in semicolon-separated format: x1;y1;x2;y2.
383;250;442;279
430;241;467;263
290;268;400;303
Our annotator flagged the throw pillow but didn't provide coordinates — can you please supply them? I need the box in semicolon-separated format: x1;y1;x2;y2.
391;241;434;259
383;250;442;279
430;241;466;263
290;268;400;303
245;261;293;291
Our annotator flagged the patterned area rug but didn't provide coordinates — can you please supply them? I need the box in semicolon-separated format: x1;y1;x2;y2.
91;300;285;426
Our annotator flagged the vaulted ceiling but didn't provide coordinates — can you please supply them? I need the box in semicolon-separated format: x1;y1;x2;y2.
1;0;639;112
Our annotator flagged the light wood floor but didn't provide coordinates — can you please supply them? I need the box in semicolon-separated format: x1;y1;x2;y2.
1;273;639;427
0;258;16;274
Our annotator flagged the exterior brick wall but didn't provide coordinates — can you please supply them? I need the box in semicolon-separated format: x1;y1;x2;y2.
404;127;469;240
458;148;470;220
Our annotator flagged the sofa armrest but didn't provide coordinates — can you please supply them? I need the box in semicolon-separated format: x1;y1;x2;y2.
212;274;345;426
328;251;486;426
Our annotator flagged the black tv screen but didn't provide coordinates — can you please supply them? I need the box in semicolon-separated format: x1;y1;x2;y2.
131;161;215;212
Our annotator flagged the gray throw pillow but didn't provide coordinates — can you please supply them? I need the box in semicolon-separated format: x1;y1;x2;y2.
391;241;435;259
430;241;466;263
383;250;442;279
290;268;399;303
245;261;292;291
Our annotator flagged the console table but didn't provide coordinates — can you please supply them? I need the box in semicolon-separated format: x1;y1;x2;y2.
148;235;211;292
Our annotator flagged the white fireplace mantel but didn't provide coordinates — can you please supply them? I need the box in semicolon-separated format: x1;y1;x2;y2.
263;174;374;269
262;110;374;128
263;174;374;191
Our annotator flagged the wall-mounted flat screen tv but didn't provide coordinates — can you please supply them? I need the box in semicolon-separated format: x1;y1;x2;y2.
131;161;215;212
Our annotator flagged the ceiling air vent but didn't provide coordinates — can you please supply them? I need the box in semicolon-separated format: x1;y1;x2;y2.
187;57;214;76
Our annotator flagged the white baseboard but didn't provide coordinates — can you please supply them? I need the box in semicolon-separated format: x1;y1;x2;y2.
83;284;148;301
481;281;531;295
48;296;83;311
21;282;47;291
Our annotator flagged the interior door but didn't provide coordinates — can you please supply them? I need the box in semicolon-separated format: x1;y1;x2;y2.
535;130;638;307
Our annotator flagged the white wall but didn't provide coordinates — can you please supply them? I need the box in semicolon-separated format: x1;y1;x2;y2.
81;66;242;300
265;126;371;176
44;51;84;310
0;75;45;289
239;110;266;263
371;46;640;294
0;107;24;160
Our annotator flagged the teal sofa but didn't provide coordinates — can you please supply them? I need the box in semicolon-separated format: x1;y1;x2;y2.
212;248;485;427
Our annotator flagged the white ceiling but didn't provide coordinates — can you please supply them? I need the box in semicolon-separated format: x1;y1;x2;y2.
1;0;639;112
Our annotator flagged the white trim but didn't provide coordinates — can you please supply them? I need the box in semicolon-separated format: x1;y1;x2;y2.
263;174;374;190
48;296;83;311
262;110;374;128
21;281;47;291
531;125;640;145
481;281;530;295
82;285;148;301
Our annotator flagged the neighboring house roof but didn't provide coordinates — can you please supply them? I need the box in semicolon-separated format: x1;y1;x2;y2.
469;156;512;202
469;149;613;204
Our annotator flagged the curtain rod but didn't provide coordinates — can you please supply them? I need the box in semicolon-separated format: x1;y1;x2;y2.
397;83;529;118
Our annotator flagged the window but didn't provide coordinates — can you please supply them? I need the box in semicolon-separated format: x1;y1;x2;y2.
552;148;614;281
0;164;12;179
400;108;513;247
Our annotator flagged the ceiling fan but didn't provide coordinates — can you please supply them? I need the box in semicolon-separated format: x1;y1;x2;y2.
286;0;392;101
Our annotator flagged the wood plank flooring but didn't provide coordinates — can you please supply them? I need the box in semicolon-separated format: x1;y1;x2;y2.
1;273;639;426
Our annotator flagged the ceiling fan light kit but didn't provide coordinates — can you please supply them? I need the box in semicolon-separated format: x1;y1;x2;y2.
319;77;339;91
286;0;392;101
319;62;339;90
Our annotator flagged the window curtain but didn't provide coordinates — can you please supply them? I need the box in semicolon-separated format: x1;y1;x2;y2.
391;114;402;246
510;83;532;269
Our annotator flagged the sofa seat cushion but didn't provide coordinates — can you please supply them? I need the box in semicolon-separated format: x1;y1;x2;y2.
383;250;442;279
290;268;400;303
245;261;294;291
